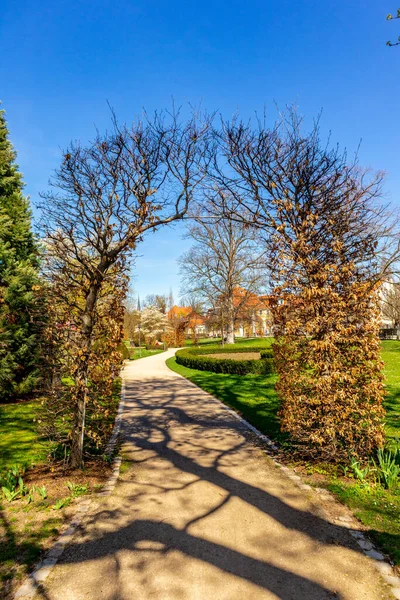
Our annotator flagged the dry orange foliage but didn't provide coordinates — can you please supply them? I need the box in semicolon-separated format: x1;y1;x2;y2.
271;260;385;461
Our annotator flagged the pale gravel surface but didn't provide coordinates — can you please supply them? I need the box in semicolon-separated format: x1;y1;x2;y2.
32;350;393;600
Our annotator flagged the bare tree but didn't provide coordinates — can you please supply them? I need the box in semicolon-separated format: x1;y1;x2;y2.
123;285;139;341
179;196;268;343
168;288;175;311
382;281;400;338
144;293;169;313
179;293;205;344
40;109;212;468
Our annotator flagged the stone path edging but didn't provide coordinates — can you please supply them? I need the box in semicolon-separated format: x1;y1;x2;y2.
13;376;126;599
177;367;400;599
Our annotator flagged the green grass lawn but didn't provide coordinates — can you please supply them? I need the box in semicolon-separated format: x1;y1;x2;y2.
129;348;166;360
0;400;49;473
167;337;400;565
381;340;400;440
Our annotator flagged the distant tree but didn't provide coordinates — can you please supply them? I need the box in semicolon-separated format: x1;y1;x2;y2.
180;293;204;316
180;293;205;344
40;108;212;468
144;293;169;313
382;281;400;338
386;9;400;46
0;108;41;400
123;287;141;341
165;305;190;347
124;307;141;342
179;197;268;343
168;288;174;312
140;305;170;343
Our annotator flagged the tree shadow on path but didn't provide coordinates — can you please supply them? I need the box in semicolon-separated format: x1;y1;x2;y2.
34;375;384;600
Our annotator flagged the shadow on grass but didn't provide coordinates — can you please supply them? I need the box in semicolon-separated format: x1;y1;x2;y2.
383;387;400;439
0;401;49;470
0;507;44;598
370;531;400;565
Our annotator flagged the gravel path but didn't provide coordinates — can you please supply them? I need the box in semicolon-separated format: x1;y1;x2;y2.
34;349;392;600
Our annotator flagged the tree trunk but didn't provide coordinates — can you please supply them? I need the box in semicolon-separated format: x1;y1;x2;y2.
69;285;99;469
70;371;88;468
226;295;235;344
69;331;91;468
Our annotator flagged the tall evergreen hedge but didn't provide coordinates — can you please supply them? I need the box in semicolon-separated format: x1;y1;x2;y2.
0;108;41;400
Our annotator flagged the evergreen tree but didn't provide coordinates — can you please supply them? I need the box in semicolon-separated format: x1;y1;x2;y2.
0;108;41;400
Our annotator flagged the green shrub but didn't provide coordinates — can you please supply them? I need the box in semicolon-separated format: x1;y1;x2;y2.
175;347;275;375
118;343;130;360
146;344;167;350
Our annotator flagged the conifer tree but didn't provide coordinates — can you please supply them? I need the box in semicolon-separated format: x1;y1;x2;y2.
0;108;41;400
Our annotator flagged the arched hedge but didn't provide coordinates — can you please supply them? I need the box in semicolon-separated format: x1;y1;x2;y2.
175;346;275;375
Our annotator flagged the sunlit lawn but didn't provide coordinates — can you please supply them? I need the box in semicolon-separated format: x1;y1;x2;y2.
129;348;165;360
381;340;400;440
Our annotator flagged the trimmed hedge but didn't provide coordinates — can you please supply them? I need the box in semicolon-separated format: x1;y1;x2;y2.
175;346;275;375
146;344;167;350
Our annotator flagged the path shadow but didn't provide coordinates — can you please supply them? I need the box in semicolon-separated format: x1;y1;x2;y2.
34;373;377;600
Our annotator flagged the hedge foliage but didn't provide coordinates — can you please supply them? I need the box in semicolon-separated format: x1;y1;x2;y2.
175;346;275;375
119;343;131;360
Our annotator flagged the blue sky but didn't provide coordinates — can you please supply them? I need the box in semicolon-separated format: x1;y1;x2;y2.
1;0;399;301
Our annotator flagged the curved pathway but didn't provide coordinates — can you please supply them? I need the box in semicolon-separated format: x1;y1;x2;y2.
34;350;392;599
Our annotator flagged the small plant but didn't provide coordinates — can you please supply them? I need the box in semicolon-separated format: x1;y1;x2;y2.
26;487;36;504
374;448;400;491
37;485;48;500
52;497;71;510
1;487;20;502
0;464;28;501
18;477;28;496
386;437;400;462
66;481;88;497
350;457;370;483
102;453;113;465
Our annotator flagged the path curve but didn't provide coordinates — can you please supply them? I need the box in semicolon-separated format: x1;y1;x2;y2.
35;350;392;600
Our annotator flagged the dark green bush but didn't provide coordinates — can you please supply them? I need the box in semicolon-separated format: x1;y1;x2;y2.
175;347;275;375
260;350;273;359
